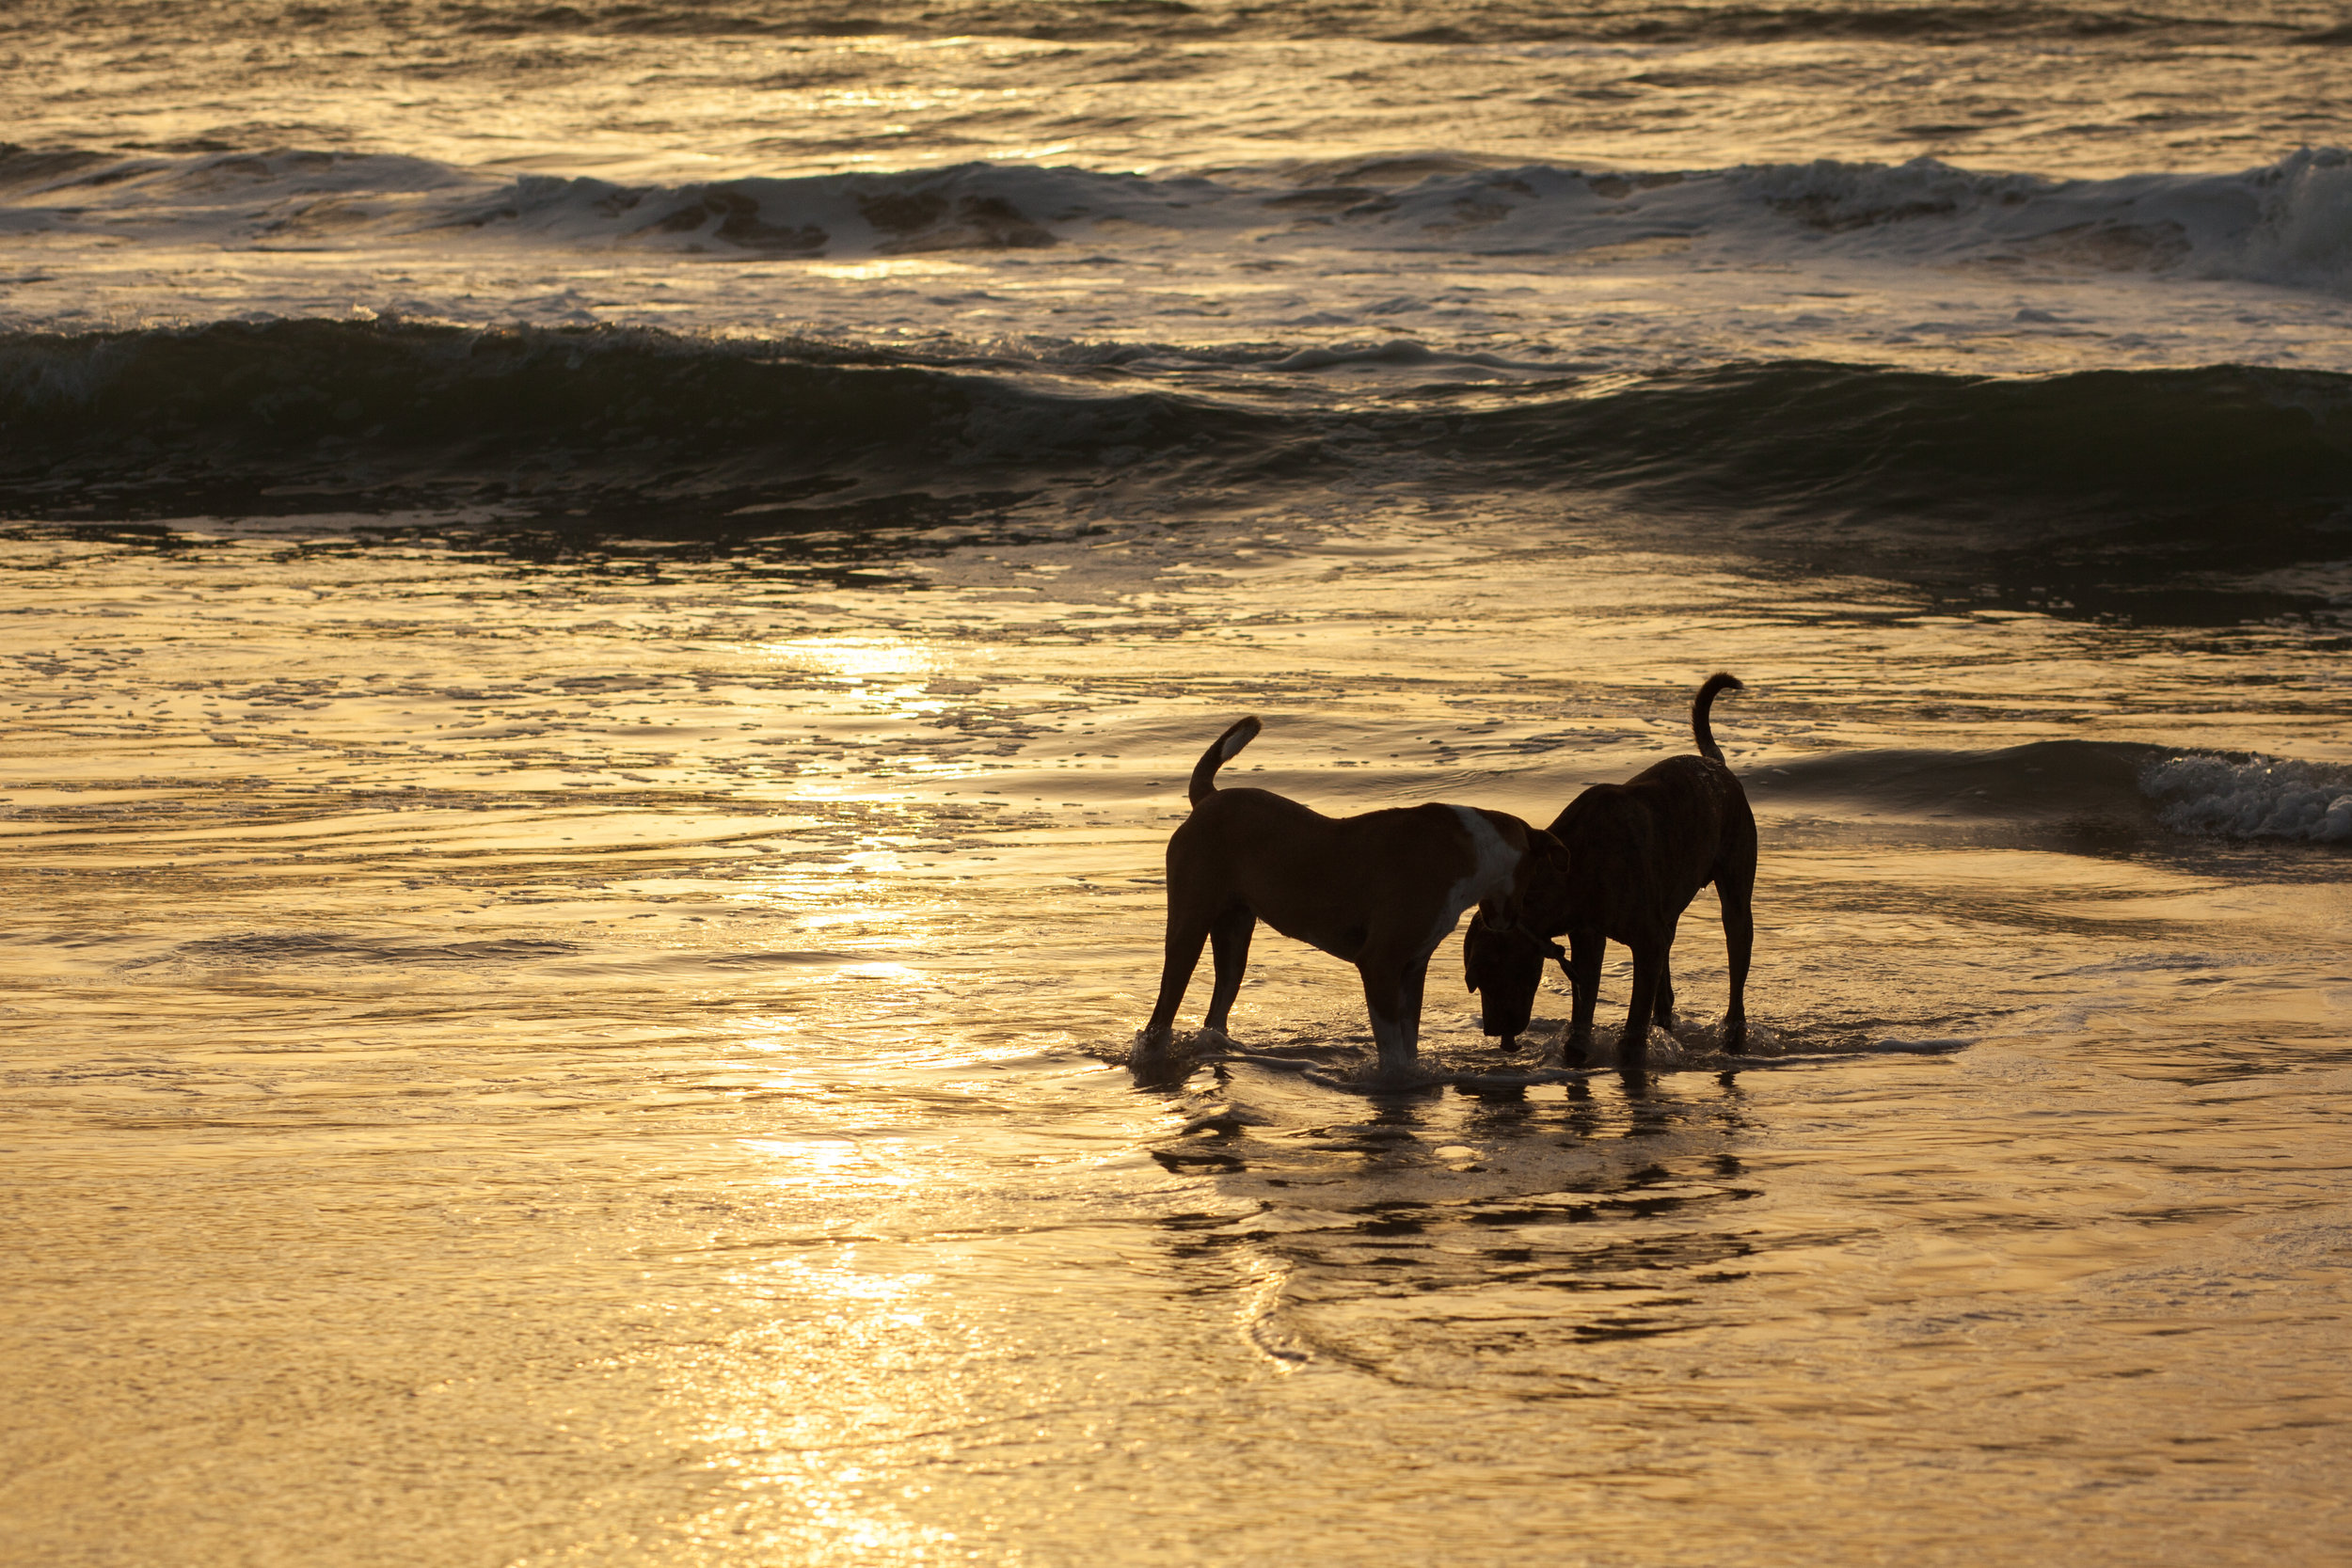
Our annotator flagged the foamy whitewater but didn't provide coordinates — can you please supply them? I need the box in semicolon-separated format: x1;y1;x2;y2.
3;3;2349;1564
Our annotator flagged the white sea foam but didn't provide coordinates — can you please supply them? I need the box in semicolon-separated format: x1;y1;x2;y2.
2139;752;2352;843
2240;146;2352;287
8;145;2352;293
8;145;2352;376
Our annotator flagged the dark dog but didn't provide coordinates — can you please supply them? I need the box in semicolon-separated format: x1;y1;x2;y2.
1140;717;1571;1075
1464;673;1756;1066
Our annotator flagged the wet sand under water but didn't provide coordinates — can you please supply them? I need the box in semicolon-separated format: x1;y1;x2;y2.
3;511;2349;1564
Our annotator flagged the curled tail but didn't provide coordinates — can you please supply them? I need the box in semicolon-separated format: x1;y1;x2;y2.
1188;716;1263;803
1692;673;1743;763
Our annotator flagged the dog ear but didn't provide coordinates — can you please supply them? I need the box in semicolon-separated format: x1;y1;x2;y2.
1535;829;1571;887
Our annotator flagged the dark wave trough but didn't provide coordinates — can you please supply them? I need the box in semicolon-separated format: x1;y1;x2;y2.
4;321;2347;611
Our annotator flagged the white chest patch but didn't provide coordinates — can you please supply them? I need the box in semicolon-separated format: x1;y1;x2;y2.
1433;805;1519;950
1447;806;1519;901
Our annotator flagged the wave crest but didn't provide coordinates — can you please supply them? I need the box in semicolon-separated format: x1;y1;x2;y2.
7;145;2352;293
2247;146;2352;287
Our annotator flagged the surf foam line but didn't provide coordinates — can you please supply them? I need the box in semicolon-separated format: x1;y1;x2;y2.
6;145;2351;293
2140;752;2352;843
3;321;2348;554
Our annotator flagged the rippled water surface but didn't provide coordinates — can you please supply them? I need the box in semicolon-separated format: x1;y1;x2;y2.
4;510;2348;1563
9;0;2352;180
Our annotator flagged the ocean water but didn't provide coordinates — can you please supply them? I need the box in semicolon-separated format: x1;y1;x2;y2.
4;3;2351;1563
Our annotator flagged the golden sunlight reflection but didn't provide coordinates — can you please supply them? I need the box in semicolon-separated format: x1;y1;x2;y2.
836;962;930;984
802;260;977;283
761;636;939;680
982;142;1077;162
738;1139;918;1191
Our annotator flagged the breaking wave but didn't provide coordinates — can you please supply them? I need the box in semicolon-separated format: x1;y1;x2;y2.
1749;739;2352;844
7;146;2352;292
2139;752;2352;843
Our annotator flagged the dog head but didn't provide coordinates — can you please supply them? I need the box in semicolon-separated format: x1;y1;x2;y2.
1468;828;1572;1050
1463;910;1551;1049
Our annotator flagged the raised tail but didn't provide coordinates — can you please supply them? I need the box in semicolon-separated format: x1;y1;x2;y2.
1691;673;1743;763
1188;716;1263;804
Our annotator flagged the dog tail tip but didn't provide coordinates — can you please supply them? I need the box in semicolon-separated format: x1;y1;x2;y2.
1190;715;1263;802
1692;673;1742;760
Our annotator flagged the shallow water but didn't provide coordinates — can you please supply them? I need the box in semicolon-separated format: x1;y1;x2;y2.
6;0;2352;1560
4;509;2348;1563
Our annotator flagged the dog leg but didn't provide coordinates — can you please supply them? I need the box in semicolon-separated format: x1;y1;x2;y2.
1202;905;1255;1038
1654;947;1677;1028
1566;930;1604;1057
1142;913;1211;1053
1399;953;1430;1061
1619;939;1668;1066
1719;874;1754;1053
1356;958;1418;1074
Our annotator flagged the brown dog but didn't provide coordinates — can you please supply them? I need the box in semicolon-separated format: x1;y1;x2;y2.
1464;673;1756;1067
1140;717;1571;1074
